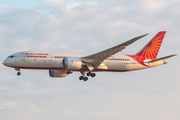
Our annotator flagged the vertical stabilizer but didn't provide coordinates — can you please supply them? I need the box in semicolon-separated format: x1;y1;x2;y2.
136;31;166;60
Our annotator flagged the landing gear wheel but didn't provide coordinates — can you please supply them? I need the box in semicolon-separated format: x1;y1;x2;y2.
83;77;88;81
17;72;21;76
91;73;96;77
79;76;84;80
87;72;91;76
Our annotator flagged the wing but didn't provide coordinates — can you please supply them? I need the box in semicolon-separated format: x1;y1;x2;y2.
81;33;149;69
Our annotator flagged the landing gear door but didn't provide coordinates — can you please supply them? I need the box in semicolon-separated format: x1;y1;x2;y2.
48;54;53;61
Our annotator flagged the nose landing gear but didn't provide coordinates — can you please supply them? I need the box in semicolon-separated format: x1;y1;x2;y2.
17;71;21;76
15;68;21;76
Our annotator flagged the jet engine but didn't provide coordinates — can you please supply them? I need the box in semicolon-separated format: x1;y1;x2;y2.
63;57;82;70
49;70;68;77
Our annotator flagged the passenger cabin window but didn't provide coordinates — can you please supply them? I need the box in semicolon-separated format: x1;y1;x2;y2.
8;55;14;58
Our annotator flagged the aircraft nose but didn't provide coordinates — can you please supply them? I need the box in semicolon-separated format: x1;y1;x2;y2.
2;59;7;66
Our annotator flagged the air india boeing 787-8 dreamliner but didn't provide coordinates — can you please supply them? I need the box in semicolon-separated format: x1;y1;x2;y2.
2;31;177;81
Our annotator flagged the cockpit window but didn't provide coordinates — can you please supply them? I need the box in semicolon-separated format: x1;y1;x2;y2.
8;55;14;58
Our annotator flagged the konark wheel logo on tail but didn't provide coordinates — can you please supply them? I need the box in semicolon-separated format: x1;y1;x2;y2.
136;31;166;60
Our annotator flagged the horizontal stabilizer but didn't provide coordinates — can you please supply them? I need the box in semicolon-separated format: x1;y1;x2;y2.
148;54;177;63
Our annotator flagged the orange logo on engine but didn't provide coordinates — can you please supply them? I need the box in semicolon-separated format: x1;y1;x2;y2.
71;60;73;64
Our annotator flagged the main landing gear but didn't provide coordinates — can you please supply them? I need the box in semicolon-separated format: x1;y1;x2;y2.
79;71;96;81
79;76;88;81
86;72;96;77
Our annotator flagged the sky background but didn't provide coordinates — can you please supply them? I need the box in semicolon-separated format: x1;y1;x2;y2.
0;0;180;120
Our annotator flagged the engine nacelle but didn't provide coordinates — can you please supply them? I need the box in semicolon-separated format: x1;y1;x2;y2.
63;57;82;70
49;70;67;77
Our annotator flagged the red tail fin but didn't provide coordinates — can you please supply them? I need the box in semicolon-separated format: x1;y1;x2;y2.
136;31;166;60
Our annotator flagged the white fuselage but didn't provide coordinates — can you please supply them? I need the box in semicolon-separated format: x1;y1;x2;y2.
3;51;164;72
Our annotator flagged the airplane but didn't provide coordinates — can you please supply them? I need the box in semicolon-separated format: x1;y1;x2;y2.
2;31;177;81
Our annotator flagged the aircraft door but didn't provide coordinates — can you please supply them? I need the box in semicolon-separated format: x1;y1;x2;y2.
20;53;26;61
48;54;53;61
